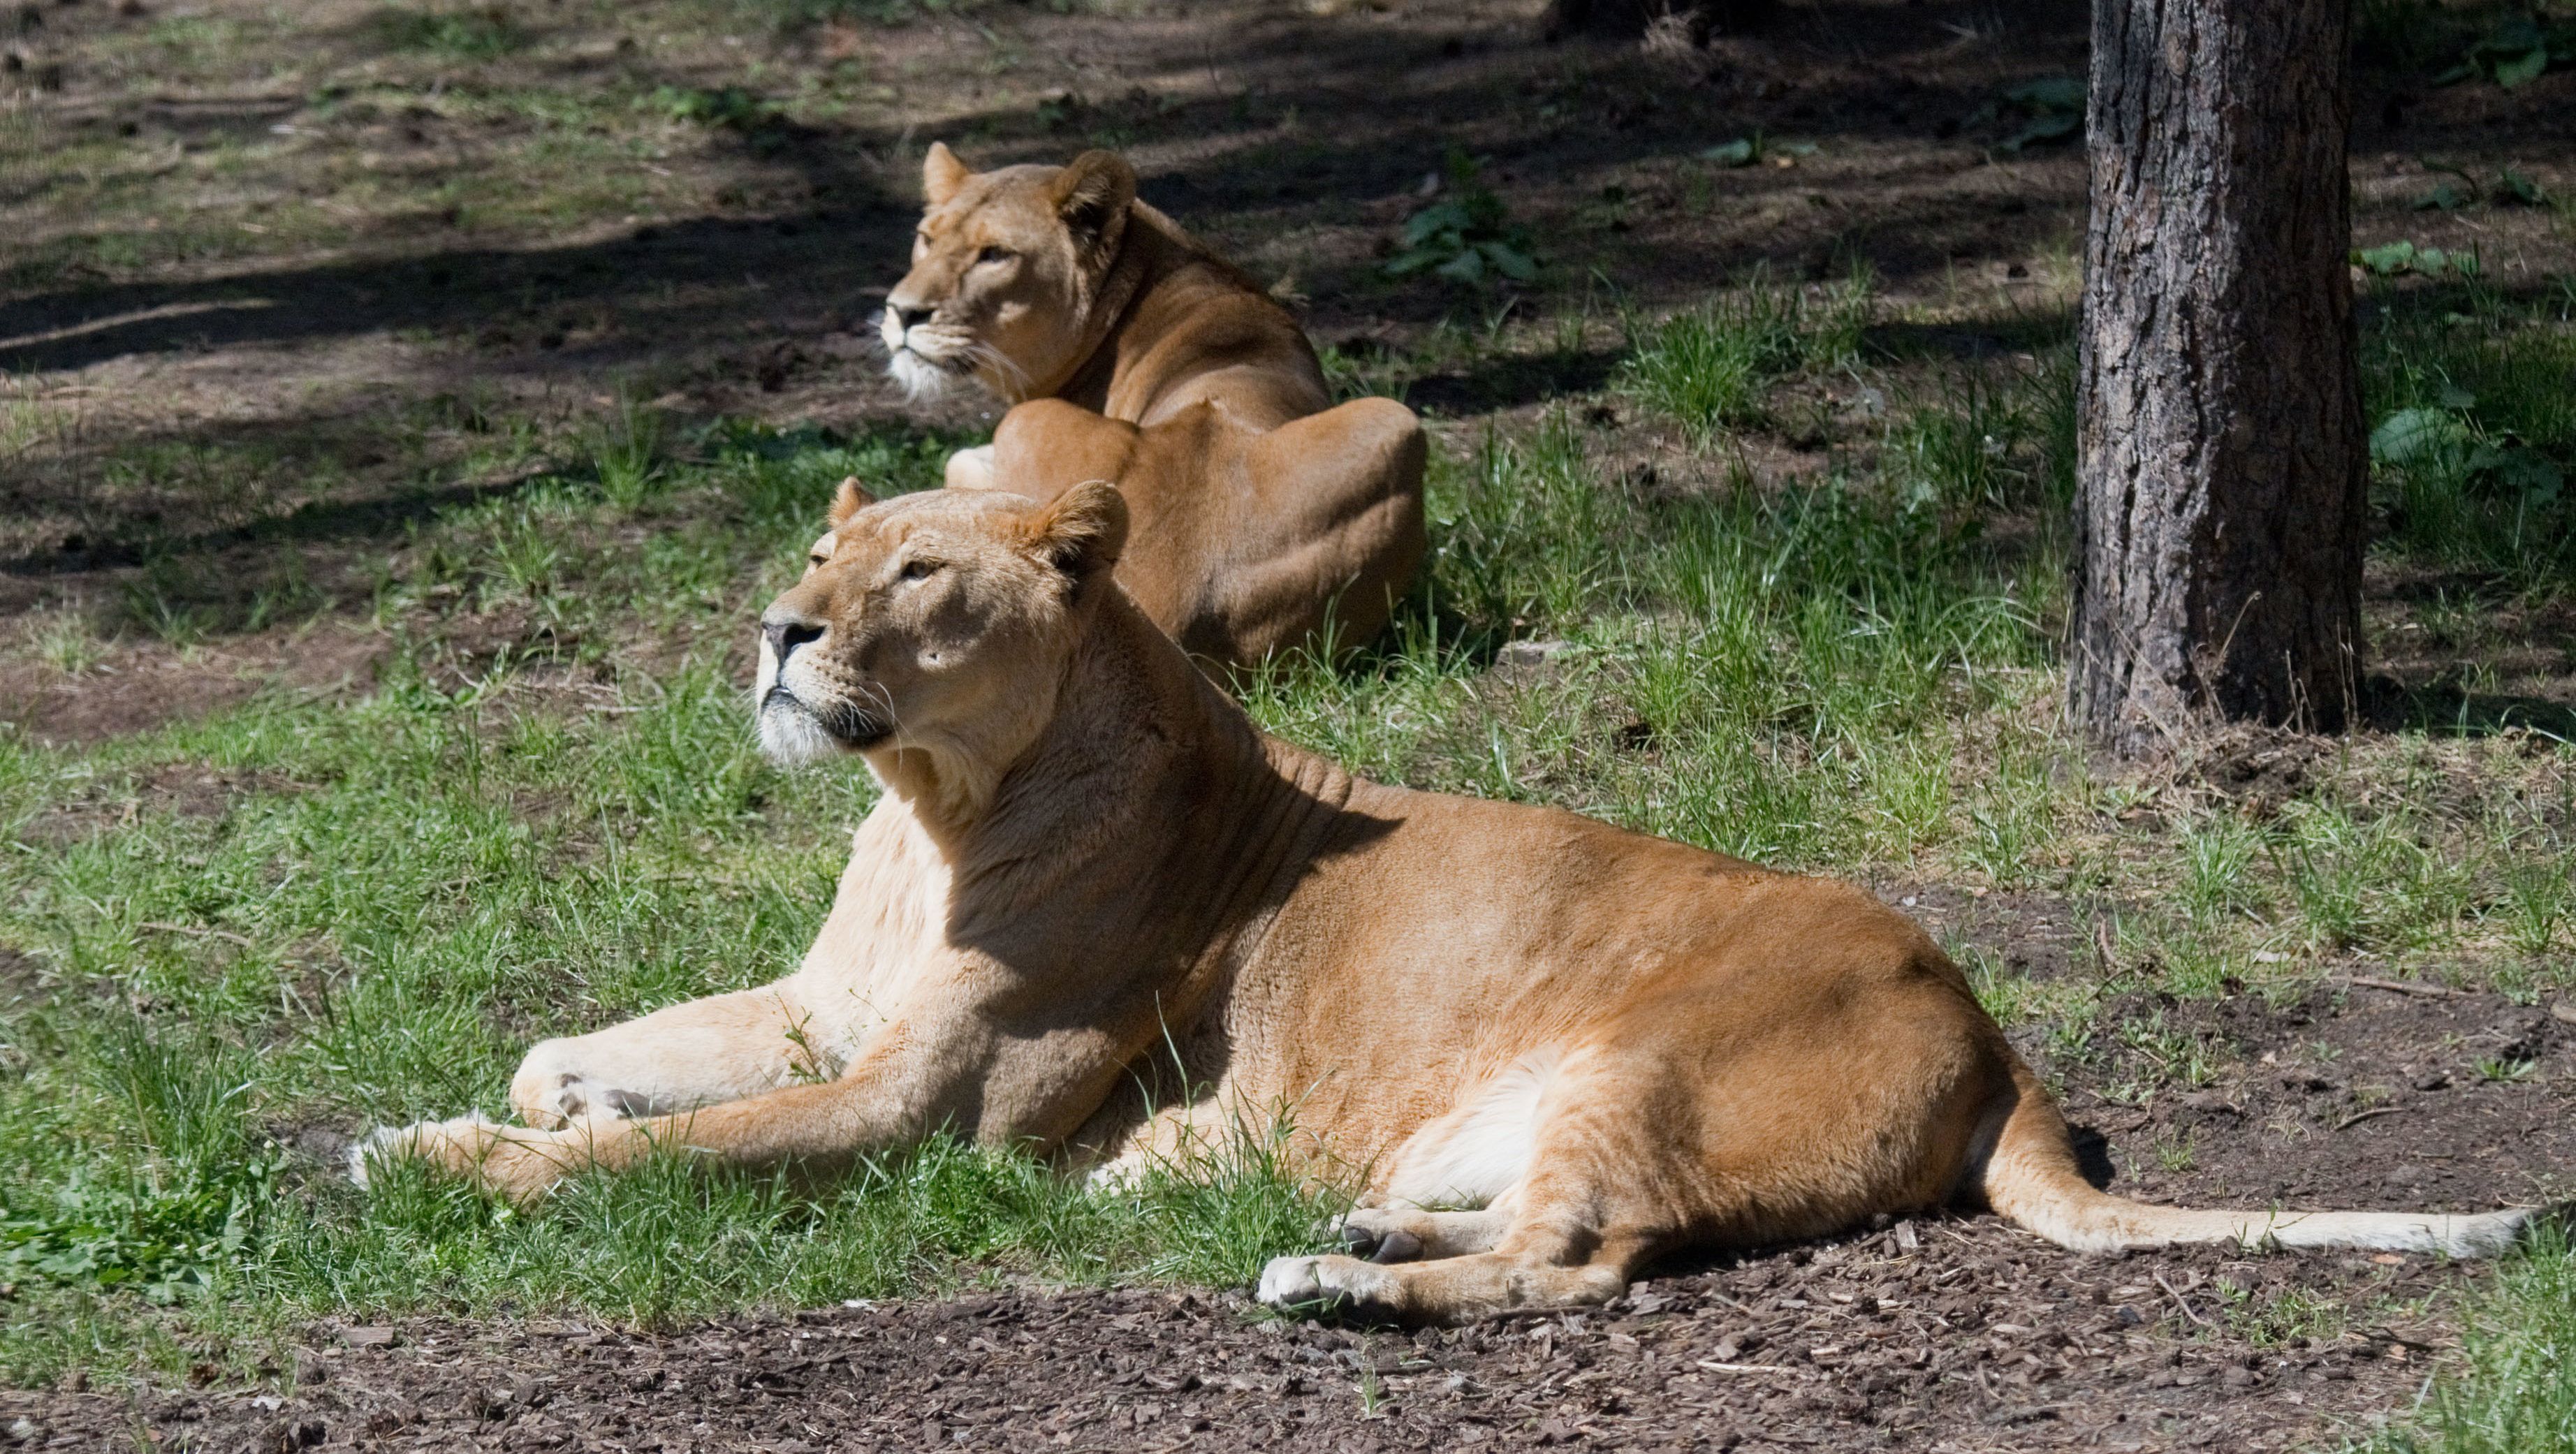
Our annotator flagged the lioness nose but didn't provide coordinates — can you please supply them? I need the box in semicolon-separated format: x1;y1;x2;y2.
891;304;932;332
764;617;824;665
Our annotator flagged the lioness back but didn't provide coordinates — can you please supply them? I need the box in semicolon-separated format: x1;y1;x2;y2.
879;144;1426;667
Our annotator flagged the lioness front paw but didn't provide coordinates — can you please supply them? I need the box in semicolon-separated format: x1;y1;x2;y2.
1256;1254;1404;1319
349;1112;577;1205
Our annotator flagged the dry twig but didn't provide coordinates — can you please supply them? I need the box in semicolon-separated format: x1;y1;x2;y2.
2153;1271;2213;1328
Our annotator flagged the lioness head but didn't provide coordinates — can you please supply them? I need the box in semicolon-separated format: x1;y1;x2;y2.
881;142;1137;403
754;478;1127;772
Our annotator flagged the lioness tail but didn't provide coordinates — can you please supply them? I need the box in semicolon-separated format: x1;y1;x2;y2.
1976;1059;2538;1258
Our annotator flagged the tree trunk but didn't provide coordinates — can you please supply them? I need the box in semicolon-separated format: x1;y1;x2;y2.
2070;0;2367;755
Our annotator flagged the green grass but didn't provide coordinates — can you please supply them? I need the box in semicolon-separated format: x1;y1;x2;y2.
3;275;2573;1413
373;3;525;60
1616;265;1870;442
2352;1225;2576;1454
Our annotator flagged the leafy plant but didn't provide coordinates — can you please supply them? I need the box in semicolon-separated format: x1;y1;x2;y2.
2495;169;2550;207
2434;11;2575;88
1384;150;1539;288
1986;76;2086;154
647;86;793;152
2414;177;2478;212
2355;240;2481;278
2373;396;2566;515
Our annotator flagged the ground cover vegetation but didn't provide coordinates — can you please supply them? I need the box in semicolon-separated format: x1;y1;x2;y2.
4;0;2573;1446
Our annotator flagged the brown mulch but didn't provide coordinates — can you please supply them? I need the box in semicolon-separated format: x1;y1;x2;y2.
0;1233;2462;1453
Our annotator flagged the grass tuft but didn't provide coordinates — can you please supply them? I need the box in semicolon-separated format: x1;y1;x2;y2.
2356;1224;2576;1454
1616;265;1871;441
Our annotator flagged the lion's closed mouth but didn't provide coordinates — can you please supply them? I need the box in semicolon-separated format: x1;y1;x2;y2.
780;690;889;749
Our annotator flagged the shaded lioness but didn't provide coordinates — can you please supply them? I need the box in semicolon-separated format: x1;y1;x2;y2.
884;142;1424;668
360;482;2543;1324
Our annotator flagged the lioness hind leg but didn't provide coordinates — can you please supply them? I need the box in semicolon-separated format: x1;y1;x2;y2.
1266;1177;1649;1322
508;984;821;1129
1221;398;1428;661
1257;1244;1635;1325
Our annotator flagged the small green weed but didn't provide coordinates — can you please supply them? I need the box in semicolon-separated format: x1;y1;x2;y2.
1985;76;2086;154
2;1020;279;1307
1384;150;1538;288
1356;1358;1389;1418
2216;1281;2348;1348
2501;859;2571;955
2155;1134;2197;1173
2365;301;2576;587
374;4;522;60
647;86;793;152
2180;815;2266;924
2356;240;2483;278
1889;368;2034;511
2109;1012;2224;1101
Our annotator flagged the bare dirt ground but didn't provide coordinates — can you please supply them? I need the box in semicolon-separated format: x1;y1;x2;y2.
0;1239;2499;1452
7;0;2576;1448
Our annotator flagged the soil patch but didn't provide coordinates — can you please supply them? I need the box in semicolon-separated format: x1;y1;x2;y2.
0;626;385;748
0;1232;2472;1453
2060;983;2576;1215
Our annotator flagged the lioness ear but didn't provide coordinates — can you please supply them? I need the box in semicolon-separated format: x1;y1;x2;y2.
1049;151;1135;255
1027;480;1127;579
828;476;876;528
922;142;971;208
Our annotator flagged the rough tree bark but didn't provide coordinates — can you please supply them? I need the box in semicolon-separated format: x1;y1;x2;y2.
2071;0;2368;755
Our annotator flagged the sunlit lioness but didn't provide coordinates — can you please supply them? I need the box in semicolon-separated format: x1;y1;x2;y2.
880;142;1424;668
360;482;2543;1324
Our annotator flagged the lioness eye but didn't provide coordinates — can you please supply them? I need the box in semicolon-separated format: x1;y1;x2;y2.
807;553;828;568
976;245;1011;265
900;559;938;581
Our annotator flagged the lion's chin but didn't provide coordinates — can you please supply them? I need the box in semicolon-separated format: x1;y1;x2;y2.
757;694;851;766
887;349;962;403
